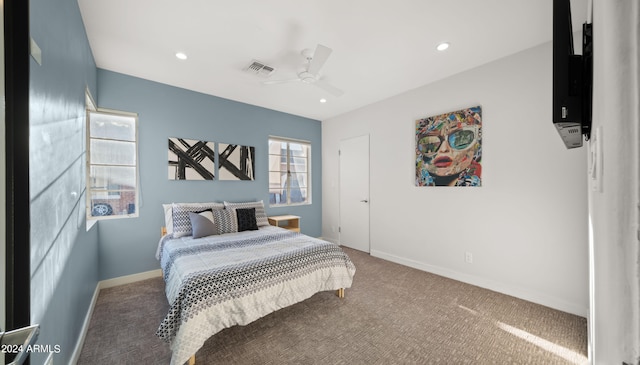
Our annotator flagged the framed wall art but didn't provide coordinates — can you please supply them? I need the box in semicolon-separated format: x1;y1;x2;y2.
168;137;216;180
415;105;482;187
219;143;255;181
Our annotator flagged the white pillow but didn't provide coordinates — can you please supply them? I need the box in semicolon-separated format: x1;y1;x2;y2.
162;204;174;234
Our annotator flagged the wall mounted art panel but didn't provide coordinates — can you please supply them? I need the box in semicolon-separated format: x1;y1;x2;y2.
168;137;216;180
219;143;255;181
415;105;482;187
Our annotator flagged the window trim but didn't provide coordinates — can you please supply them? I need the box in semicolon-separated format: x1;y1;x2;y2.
86;107;140;221
268;136;312;207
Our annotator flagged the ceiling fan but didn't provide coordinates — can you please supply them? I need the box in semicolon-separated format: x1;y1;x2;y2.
263;44;344;97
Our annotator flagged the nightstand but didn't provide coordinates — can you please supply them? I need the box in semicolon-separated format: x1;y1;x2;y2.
267;215;300;232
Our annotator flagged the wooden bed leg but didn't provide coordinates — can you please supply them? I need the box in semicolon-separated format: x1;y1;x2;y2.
336;288;345;298
188;355;196;365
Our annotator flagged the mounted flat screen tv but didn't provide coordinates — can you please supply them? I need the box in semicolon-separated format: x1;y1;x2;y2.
552;0;593;149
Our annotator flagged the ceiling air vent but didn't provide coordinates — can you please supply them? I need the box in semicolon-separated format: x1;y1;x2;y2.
245;60;276;78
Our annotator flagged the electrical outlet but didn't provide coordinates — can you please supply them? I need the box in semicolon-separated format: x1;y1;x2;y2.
465;251;473;264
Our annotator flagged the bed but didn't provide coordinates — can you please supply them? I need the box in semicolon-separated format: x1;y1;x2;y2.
155;201;356;365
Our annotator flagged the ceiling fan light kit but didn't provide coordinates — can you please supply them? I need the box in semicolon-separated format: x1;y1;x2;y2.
299;72;317;83
262;43;344;97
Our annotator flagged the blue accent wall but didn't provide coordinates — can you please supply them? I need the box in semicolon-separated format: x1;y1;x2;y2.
96;70;322;280
29;0;99;363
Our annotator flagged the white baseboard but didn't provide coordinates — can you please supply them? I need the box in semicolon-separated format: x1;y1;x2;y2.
69;285;100;365
320;236;339;244
370;249;588;318
69;269;163;364
98;269;162;289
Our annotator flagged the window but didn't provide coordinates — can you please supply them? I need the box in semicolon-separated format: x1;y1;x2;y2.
87;109;139;219
268;137;311;206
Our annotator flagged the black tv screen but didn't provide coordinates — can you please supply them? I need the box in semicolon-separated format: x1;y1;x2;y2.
552;0;592;149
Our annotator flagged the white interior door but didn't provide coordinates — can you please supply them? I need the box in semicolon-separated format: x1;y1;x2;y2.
339;135;370;252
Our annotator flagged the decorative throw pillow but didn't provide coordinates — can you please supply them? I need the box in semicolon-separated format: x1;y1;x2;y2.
223;200;269;226
189;210;218;238
172;202;225;237
236;208;259;232
212;209;238;234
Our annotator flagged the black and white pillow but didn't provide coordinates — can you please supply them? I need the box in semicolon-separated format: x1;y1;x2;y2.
172;202;224;237
212;209;238;234
236;208;259;232
188;210;218;238
223;200;269;226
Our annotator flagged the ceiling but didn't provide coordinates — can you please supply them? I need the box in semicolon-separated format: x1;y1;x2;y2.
77;0;588;121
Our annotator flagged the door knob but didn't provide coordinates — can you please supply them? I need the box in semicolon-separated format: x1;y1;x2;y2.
360;199;369;203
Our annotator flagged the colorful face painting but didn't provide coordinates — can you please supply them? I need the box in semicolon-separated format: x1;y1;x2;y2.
415;106;482;187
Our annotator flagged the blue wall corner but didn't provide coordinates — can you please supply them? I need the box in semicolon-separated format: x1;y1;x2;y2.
96;70;323;280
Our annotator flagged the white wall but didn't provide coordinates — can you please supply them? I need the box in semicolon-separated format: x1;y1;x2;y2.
322;41;589;316
589;1;640;363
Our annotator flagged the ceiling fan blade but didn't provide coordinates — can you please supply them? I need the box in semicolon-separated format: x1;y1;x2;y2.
314;79;344;97
307;44;332;75
262;78;300;85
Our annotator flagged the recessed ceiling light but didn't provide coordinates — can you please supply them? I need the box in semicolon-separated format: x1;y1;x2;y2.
436;42;450;51
175;52;188;60
320;98;327;103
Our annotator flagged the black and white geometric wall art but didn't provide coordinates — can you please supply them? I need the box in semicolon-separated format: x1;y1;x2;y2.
218;143;255;181
168;137;216;180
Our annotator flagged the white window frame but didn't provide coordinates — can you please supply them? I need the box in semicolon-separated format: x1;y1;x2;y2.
268;136;312;206
86;108;139;221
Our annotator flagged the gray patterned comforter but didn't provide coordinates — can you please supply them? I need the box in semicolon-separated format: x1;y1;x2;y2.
156;226;356;365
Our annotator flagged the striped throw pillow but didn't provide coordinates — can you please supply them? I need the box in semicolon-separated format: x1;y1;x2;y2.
212;209;238;234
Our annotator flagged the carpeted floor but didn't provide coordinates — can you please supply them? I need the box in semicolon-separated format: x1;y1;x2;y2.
77;248;588;364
